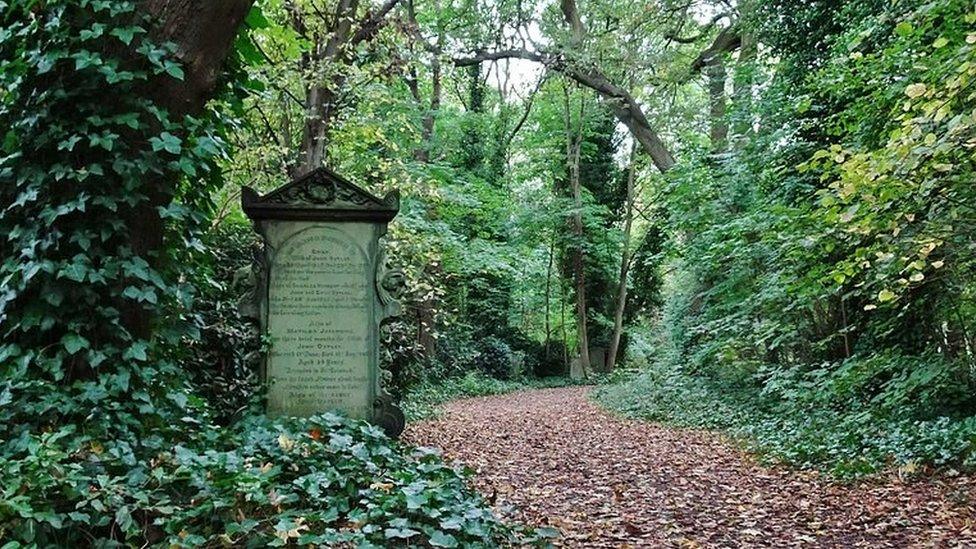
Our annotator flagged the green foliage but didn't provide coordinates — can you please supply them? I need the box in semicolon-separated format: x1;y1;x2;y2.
595;356;976;478
0;412;527;546
605;0;976;477
0;0;227;455
184;221;262;422
474;335;517;380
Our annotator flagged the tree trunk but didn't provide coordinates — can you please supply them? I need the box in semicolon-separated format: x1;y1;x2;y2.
293;0;359;175
291;0;404;175
143;1;254;116
733;9;757;146
419;56;441;160
127;0;252;334
297;83;339;175
407;0;443;163
607;146;637;370
544;236;555;360
564;89;589;379
706;59;728;152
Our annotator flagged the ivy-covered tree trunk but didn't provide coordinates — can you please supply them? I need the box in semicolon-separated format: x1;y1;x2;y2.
706;59;728;152
124;0;253;335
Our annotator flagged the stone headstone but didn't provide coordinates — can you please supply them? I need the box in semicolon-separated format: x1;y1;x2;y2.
570;356;584;380
242;167;405;437
588;346;608;373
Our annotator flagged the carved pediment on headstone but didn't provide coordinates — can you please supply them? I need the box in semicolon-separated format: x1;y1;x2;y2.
242;167;399;222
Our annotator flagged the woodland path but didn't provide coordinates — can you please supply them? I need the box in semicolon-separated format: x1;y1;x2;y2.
404;386;976;548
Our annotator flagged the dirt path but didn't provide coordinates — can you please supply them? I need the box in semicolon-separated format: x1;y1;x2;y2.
404;386;976;548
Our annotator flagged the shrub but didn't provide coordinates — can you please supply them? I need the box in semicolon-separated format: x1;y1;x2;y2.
184;222;262;423
474;336;515;380
594;354;976;477
532;340;569;378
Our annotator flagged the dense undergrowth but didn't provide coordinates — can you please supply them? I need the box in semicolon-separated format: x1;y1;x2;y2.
1;412;535;547
595;347;976;478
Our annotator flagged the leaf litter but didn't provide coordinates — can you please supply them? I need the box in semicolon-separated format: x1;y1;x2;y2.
405;386;976;547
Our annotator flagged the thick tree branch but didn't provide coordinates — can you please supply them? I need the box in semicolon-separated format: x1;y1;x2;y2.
690;23;741;73
456;50;675;172
560;0;586;43
350;0;403;46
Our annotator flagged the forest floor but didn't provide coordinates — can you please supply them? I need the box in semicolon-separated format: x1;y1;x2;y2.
404;386;976;548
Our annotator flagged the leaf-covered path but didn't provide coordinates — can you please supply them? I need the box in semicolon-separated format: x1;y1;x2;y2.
404;387;976;547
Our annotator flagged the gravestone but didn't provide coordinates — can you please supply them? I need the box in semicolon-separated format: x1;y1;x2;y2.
588;346;608;373
570;356;584;380
242;167;405;437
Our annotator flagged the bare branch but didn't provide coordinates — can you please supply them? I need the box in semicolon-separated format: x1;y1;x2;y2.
665;12;730;44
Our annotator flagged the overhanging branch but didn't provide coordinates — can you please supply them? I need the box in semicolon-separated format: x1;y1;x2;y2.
454;50;675;172
690;23;741;73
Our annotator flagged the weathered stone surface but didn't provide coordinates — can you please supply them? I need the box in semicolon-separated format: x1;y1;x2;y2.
243;168;404;437
589;346;608;373
570;356;584;380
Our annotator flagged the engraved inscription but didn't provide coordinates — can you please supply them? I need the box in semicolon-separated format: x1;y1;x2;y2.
266;226;372;418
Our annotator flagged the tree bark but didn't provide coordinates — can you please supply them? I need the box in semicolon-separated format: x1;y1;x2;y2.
564;88;589;379
607;146;637;370
295;0;358;175
706;59;728;152
560;0;586;44
127;0;252;334
143;1;254;116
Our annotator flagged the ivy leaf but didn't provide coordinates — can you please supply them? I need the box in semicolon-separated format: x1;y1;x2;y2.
58;135;83;151
89;132;118;152
163;62;184;80
61;333;90;355
429;531;459;547
384;527;419;539
894;21;914;37
79;23;106;40
73;50;102;70
110;25;143;46
150;132;182;154
60;262;88;282
123;341;148;362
